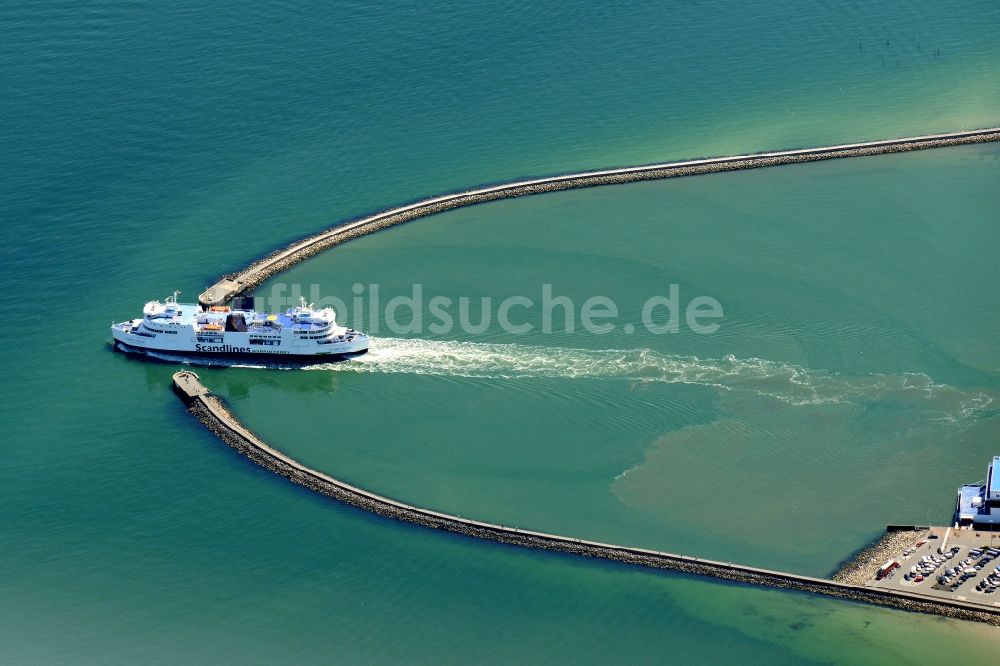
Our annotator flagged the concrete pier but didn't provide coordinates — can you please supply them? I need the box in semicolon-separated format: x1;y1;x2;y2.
199;127;1000;306
173;371;1000;625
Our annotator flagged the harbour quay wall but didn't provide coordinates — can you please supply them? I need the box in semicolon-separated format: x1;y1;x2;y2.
199;127;1000;306
172;371;1000;626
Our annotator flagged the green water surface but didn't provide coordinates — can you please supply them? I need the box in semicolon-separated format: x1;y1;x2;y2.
2;1;999;662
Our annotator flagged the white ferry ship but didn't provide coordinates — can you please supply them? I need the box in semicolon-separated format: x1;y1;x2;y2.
112;293;368;361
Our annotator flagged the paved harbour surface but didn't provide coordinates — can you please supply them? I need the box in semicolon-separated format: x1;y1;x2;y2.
870;528;1000;610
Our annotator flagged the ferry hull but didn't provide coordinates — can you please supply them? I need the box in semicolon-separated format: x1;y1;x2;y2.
113;340;367;364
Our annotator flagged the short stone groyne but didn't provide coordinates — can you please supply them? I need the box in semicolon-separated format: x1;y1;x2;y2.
173;371;1000;626
199;127;1000;306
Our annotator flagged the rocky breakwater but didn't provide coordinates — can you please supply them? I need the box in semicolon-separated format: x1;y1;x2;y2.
172;371;1000;626
832;529;926;585
199;128;1000;306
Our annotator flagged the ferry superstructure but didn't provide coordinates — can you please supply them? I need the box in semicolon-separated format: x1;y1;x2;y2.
112;293;368;360
955;456;1000;529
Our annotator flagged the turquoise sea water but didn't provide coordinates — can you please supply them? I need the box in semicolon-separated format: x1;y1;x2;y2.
2;1;999;663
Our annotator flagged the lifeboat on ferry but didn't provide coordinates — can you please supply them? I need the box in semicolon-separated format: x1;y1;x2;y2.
202;323;224;331
209;306;231;313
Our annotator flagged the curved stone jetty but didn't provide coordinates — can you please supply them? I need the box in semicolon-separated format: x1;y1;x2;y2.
183;130;1000;623
173;371;1000;625
199;127;1000;306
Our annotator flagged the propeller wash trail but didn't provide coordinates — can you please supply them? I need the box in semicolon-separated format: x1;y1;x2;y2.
308;338;994;420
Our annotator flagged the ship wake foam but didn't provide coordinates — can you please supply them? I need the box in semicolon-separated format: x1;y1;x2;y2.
308;337;994;419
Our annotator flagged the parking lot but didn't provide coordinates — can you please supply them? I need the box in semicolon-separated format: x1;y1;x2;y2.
870;527;1000;609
